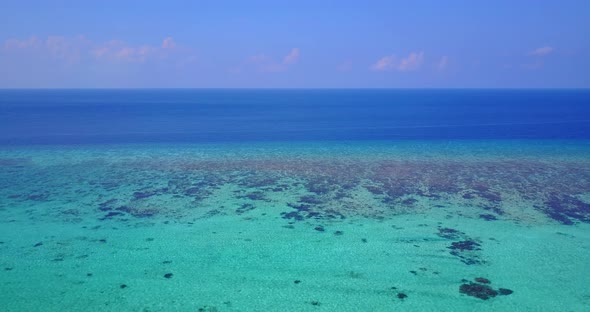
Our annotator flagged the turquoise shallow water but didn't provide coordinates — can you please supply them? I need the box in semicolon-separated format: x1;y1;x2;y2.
1;140;590;311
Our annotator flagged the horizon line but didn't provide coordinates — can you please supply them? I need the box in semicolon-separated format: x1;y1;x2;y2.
1;87;589;91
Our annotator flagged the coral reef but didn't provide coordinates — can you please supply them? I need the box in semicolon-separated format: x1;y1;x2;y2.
459;277;513;300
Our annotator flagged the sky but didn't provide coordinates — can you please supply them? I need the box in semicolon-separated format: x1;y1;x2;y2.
0;0;589;88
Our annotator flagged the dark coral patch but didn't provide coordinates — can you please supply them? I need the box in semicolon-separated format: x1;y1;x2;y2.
244;191;266;201
164;273;173;279
449;240;481;251
314;226;325;232
401;198;418;206
365;185;384;195
479;214;497;221
116;206;159;218
299;195;324;205
98;199;117;211
474;277;491;284
543;193;590;225
483;205;504;215
288;202;311;212
133;190;158;200
460;278;513;300
236;203;255;215
306;182;331;195
437;227;464;240
27;193;49;201
460;282;498;300
281;211;304;221
101;211;124;220
448;240;483;265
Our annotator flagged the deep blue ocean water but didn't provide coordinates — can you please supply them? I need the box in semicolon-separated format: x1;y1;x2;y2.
1;89;589;144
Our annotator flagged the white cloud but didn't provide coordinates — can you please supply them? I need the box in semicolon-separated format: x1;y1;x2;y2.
162;37;176;49
371;51;424;72
283;48;300;65
371;55;396;71
398;52;424;71
93;40;160;63
529;46;554;56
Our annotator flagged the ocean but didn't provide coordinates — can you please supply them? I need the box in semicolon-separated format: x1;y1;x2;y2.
1;89;590;311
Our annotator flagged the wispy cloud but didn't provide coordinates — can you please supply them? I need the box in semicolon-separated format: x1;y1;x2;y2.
3;35;91;64
529;46;554;56
3;36;41;49
161;37;177;49
3;35;191;64
283;48;300;65
371;51;424;71
520;46;554;69
92;37;182;63
234;48;301;73
398;52;424;71
371;55;396;71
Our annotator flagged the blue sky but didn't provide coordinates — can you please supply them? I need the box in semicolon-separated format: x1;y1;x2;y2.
1;0;589;88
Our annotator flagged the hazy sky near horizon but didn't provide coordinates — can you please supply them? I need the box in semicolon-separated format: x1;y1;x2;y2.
1;1;589;88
